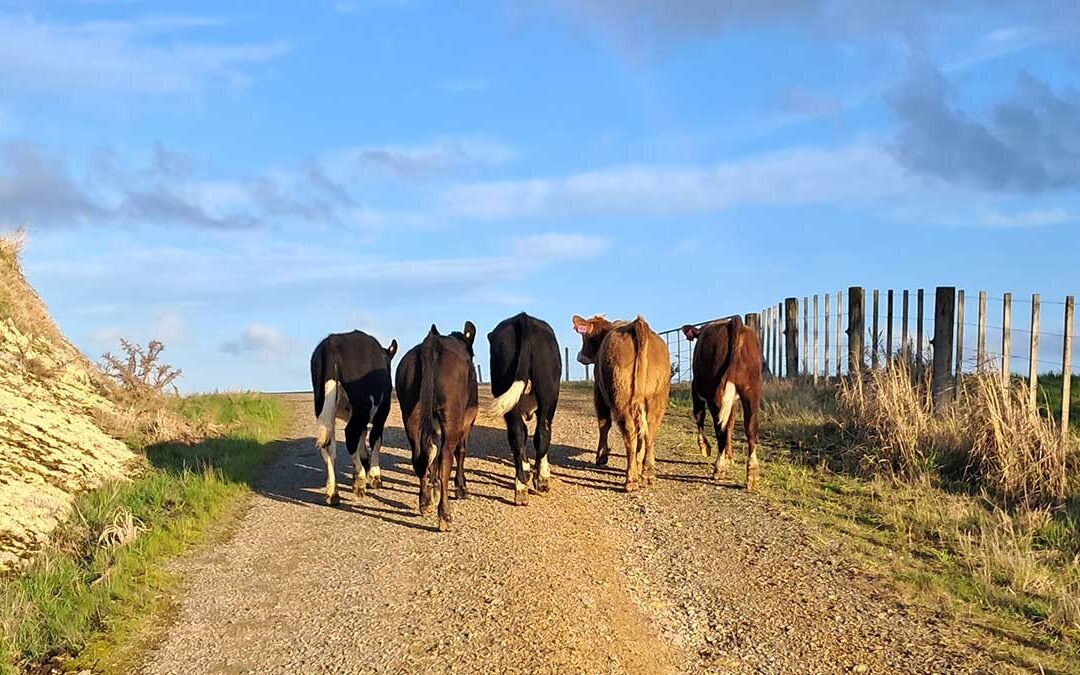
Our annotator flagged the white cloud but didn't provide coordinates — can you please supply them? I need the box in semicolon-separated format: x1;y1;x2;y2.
220;323;291;361
442;144;914;221
0;14;288;94
331;137;515;179
510;233;610;260
889;204;1076;229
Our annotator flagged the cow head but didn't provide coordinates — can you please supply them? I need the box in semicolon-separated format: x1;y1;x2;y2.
681;324;701;342
385;339;398;360
571;314;613;365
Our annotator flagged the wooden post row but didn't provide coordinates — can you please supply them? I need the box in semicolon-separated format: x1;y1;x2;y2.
777;301;783;378
785;297;799;379
932;287;955;410
848;287;865;375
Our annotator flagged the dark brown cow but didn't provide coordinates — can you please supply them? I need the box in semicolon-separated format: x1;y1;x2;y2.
395;322;478;532
682;315;762;490
572;314;670;492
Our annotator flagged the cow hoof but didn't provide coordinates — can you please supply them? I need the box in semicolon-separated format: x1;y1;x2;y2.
455;486;469;500
642;474;655;487
419;503;433;516
746;476;759;492
533;477;550;494
353;484;366;498
438;518;452;532
595;453;609;467
624;481;639;494
514;488;529;506
369;476;382;489
326;492;340;507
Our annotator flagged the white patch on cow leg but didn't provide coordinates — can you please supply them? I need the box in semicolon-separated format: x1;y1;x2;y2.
316;380;338;449
717;382;738;429
351;449;367;496
320;443;338;504
539;456;551;480
368;439;382;486
523;459;532;475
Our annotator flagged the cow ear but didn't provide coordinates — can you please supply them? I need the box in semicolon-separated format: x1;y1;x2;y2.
462;321;476;345
386;339;398;359
572;314;590;335
429;323;438;336
681;324;700;341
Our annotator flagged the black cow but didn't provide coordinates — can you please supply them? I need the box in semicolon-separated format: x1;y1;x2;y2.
488;312;561;505
310;331;398;506
395;322;478;532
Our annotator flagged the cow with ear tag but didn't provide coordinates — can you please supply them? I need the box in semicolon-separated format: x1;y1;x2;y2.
572;313;670;493
395;321;479;532
310;331;398;506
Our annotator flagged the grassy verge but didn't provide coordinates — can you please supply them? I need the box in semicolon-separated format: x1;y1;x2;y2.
667;379;1079;673
0;392;286;675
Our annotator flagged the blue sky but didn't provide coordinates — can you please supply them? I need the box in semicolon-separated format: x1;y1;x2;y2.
1;0;1078;392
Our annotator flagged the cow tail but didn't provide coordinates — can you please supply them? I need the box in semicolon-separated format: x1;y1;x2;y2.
311;345;328;417
720;316;745;392
631;316;650;445
490;319;533;416
418;331;441;466
312;343;339;448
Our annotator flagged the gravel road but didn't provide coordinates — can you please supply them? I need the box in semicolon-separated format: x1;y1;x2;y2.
143;389;991;674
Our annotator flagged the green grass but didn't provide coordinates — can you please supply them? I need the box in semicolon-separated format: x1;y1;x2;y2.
663;380;1079;672
0;392;286;675
1037;373;1080;431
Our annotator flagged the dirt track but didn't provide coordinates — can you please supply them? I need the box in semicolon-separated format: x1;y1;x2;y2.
143;388;991;674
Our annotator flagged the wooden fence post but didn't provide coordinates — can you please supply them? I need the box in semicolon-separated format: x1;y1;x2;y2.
848;287;865;375
886;289;894;366
836;291;843;378
932;287;956;410
477;364;483;384
872;289;880;369
901;290;910;363
916;288;925;371
813;295;819;385
565;347;570;382
676;331;683;383
978;291;987;370
1029;294;1039;409
777;301;784;378
956;289;965;381
803;296;809;375
1062;296;1074;444
1001;293;1012;384
824;293;831;382
785;297;799;378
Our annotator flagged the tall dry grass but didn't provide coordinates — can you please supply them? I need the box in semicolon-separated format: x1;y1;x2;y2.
837;360;1071;508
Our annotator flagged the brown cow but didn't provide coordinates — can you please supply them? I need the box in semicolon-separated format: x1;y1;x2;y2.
572;314;670;492
682;315;762;490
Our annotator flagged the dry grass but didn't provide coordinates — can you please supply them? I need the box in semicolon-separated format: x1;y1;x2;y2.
838;361;1071;508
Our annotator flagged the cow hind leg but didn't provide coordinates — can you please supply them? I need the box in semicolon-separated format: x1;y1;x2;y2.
712;383;737;481
345;415;369;498
618;416;642;493
692;393;711;458
743;391;761;491
367;398;390;489
507;412;530;506
437;433;459;532
643;397;666;487
594;390;613;467
316;381;340;506
454;441;468;500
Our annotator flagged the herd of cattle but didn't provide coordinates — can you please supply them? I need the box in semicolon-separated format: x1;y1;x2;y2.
310;312;763;531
